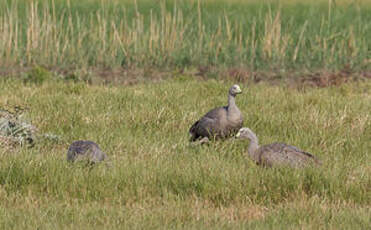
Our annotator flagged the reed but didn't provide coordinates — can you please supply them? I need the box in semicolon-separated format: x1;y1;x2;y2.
0;0;370;73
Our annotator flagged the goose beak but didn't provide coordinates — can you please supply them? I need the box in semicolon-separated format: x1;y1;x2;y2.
235;86;242;94
235;131;241;138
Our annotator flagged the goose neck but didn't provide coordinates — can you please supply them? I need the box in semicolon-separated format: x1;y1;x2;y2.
248;136;260;162
228;94;236;107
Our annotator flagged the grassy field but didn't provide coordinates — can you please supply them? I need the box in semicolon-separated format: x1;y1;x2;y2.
0;0;370;229
0;0;370;75
0;77;370;229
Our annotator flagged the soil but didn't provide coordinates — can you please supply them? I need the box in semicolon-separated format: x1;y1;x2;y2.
0;65;370;88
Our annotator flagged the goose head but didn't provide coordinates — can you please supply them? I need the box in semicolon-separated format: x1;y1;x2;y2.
229;84;242;96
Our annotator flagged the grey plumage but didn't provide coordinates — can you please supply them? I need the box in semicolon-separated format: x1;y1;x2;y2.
189;84;244;142
67;140;107;164
236;128;320;168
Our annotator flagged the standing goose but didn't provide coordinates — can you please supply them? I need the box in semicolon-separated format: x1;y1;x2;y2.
67;140;107;164
236;128;320;168
189;84;244;142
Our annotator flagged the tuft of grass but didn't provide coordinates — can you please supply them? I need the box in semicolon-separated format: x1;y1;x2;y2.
0;77;370;229
22;66;51;85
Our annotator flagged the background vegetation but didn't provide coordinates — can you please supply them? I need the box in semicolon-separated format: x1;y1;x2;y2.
0;0;370;74
0;0;370;229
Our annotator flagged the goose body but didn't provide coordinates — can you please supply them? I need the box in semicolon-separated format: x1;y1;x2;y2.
67;140;107;164
236;128;320;168
189;85;244;141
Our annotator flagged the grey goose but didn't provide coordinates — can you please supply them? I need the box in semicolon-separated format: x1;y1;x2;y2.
67;140;107;164
236;128;320;168
189;84;244;142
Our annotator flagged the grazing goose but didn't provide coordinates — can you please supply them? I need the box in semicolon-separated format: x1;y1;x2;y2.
67;140;107;164
236;128;320;168
189;84;244;142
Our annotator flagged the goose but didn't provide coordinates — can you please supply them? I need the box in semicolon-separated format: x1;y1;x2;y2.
67;140;107;164
236;128;320;168
189;84;244;142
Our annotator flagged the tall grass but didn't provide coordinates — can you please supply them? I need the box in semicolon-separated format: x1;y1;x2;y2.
0;0;370;73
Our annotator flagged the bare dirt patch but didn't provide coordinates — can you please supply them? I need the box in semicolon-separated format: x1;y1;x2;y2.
1;65;370;88
223;67;371;88
299;70;369;88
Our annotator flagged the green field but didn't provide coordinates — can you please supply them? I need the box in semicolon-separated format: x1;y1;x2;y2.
1;78;370;229
0;0;370;229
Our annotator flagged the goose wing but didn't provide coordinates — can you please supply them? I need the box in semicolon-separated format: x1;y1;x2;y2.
189;107;227;141
258;143;319;168
67;140;106;163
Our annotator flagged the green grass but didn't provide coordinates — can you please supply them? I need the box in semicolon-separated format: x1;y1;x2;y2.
0;0;370;73
0;77;370;229
0;0;370;228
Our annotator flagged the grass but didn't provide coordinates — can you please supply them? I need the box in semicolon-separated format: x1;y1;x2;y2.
0;0;370;228
0;0;370;74
0;77;370;229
